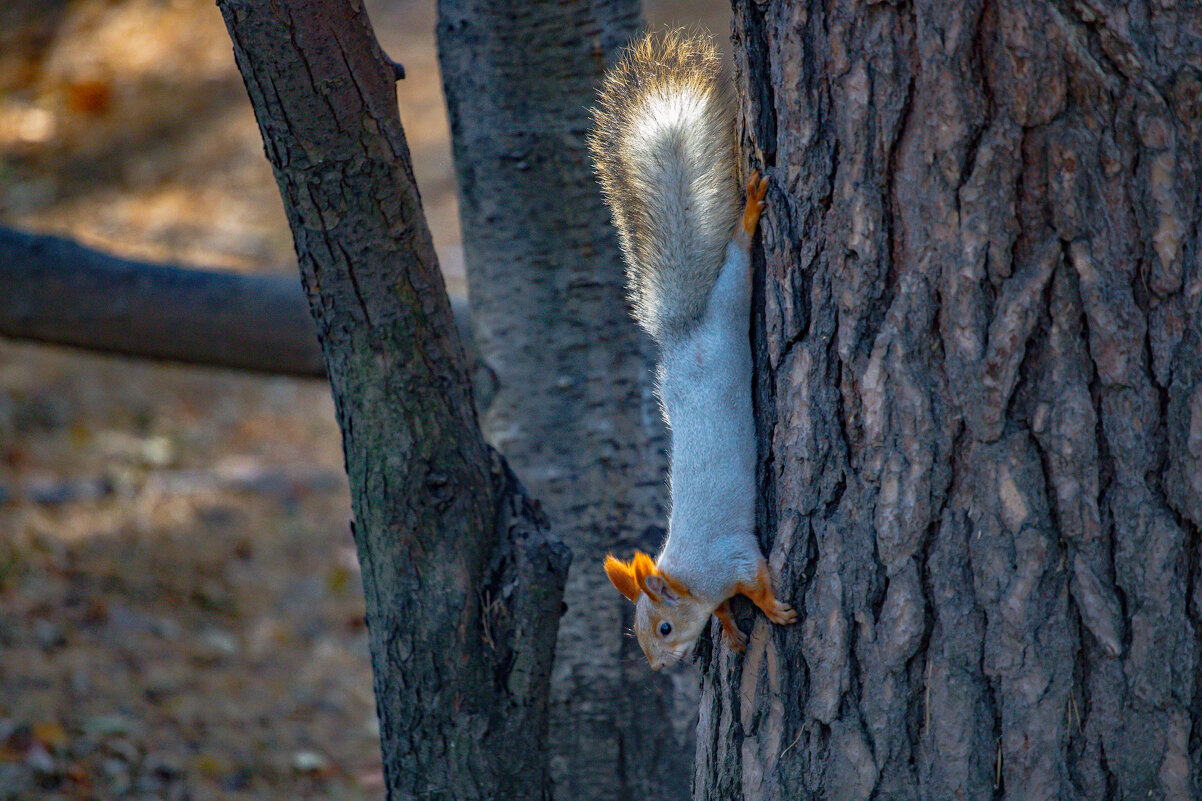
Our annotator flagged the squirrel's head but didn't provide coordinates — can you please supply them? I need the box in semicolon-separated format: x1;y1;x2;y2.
604;551;711;670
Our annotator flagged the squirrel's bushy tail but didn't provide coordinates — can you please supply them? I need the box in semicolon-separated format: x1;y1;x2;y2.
588;29;741;344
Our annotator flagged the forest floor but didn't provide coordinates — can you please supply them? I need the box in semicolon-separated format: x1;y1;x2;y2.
0;0;718;798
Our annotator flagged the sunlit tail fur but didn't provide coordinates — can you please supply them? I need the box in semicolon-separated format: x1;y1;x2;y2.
588;29;741;345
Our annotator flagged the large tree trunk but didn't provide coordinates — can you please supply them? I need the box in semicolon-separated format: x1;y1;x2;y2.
217;2;569;799
697;2;1202;799
437;3;694;800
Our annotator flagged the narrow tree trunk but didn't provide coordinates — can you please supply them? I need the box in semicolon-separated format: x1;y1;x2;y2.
698;2;1202;799
217;2;569;799
436;3;694;799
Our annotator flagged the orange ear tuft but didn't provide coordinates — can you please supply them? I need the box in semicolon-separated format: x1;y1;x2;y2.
632;552;660;602
604;554;641;602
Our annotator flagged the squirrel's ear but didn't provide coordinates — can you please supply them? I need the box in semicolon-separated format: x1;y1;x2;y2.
604;554;641;602
643;574;678;605
632;552;662;603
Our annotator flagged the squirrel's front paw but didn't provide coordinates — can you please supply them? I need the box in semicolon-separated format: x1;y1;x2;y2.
726;627;749;653
713;601;749;653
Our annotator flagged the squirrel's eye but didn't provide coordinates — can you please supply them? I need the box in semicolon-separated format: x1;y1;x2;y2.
659;621;672;637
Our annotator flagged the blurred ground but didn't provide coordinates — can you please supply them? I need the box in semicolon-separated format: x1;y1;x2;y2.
0;0;721;798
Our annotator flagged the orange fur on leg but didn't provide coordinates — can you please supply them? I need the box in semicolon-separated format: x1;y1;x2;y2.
736;561;797;625
713;600;748;652
741;171;769;237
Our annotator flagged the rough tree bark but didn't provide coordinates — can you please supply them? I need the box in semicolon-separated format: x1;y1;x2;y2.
217;2;569;799
697;2;1201;799
438;3;694;800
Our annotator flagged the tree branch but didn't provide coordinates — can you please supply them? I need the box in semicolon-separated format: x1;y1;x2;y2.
0;228;492;408
0;226;324;377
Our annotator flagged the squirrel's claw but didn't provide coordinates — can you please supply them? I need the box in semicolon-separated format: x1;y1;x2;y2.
763;600;798;626
741;170;769;236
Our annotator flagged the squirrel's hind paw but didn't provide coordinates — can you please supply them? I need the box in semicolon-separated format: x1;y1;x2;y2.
741;171;769;236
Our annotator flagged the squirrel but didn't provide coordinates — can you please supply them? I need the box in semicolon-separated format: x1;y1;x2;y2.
588;30;796;670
